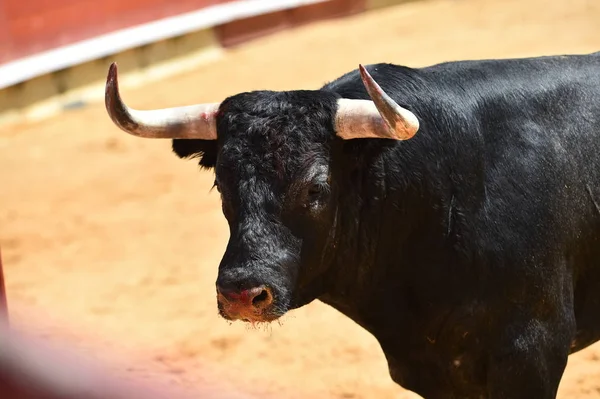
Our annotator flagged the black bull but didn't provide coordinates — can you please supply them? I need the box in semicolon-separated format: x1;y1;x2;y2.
105;52;600;398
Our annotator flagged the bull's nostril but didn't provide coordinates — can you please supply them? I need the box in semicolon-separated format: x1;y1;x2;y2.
217;284;273;311
251;287;273;309
252;289;269;306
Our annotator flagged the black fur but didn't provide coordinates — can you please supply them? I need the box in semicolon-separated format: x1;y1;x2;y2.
172;139;217;169
172;52;600;398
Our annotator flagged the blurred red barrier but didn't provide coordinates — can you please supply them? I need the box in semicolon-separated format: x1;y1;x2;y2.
0;323;257;399
0;246;8;325
0;0;235;63
215;0;366;47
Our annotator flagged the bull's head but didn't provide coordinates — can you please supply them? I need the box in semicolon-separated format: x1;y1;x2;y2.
104;63;419;324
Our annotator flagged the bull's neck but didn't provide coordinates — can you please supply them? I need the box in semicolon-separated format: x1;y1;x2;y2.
316;153;411;323
317;142;458;327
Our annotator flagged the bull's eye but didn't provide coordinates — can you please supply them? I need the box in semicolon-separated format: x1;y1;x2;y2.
306;182;329;205
308;183;321;198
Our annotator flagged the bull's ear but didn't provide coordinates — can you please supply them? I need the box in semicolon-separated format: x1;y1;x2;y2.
172;139;217;169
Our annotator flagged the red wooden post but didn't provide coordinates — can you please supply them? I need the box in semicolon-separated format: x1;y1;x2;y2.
0;246;8;324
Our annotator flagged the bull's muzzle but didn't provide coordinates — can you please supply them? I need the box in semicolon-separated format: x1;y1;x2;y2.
216;285;275;323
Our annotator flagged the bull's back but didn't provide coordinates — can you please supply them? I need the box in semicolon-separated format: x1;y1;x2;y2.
374;52;600;352
419;52;600;236
441;53;600;351
327;53;600;347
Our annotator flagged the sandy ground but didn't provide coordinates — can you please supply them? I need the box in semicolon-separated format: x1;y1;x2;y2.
2;0;600;397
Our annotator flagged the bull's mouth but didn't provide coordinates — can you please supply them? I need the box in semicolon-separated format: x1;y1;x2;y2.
217;302;284;323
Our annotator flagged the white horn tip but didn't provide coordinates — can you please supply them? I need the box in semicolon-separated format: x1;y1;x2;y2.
396;109;420;140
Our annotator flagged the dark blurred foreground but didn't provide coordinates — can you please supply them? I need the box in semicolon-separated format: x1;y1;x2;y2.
0;323;255;399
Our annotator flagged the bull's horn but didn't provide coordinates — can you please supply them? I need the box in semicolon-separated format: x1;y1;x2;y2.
335;64;419;141
104;63;220;139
